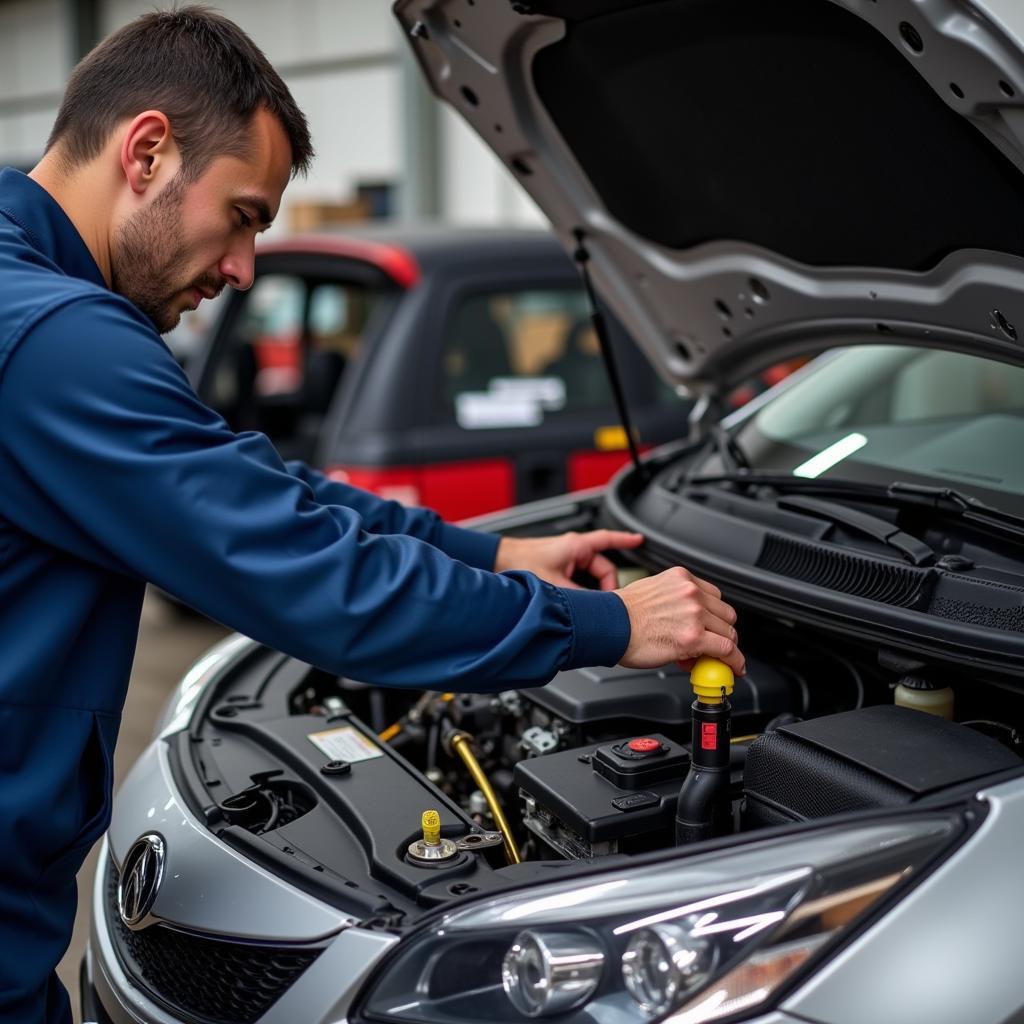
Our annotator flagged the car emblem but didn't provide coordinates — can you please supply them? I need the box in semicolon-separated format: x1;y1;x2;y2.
117;833;165;930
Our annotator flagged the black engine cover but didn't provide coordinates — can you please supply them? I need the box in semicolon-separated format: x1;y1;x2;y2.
743;704;1020;827
526;656;793;727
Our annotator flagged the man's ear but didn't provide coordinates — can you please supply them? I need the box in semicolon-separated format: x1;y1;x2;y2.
119;111;176;195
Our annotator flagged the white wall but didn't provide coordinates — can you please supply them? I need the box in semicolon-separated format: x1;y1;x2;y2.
0;0;65;166
441;107;544;226
99;0;397;66
0;0;544;228
285;65;401;210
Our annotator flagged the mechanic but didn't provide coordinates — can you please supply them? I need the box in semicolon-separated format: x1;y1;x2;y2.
0;9;744;1023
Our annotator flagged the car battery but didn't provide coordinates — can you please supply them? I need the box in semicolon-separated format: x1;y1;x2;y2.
515;733;692;858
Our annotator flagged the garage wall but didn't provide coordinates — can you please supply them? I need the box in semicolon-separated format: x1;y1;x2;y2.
0;0;542;228
0;0;66;169
442;107;544;227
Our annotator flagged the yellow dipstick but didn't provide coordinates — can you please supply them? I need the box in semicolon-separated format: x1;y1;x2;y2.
421;809;442;847
689;656;735;704
449;731;521;865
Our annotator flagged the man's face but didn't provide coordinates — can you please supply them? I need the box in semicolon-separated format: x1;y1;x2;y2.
110;108;292;333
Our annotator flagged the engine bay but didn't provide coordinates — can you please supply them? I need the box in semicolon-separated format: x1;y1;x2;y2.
173;564;1024;925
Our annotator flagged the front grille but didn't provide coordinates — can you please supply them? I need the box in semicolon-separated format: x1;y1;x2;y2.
106;863;323;1024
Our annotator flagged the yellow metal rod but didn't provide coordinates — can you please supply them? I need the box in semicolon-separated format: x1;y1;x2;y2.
379;692;456;742
379;722;401;743
449;732;521;865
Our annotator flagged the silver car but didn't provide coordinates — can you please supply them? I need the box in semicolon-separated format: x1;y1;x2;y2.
84;1;1024;1022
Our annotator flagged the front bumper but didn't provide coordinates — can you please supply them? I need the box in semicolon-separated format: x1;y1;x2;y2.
86;834;398;1024
85;724;401;1024
84;629;402;1023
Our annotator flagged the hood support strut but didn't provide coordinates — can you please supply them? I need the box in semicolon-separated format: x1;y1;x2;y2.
573;230;647;481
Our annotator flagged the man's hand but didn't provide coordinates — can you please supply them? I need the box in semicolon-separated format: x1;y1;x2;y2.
616;566;746;676
494;530;644;591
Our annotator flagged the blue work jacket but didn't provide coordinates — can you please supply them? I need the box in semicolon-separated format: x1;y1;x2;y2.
0;168;630;1024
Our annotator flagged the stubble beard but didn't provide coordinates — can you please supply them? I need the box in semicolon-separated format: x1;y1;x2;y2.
111;174;206;334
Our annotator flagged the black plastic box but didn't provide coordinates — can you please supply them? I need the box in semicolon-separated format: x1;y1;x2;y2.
515;733;691;855
743;704;1020;827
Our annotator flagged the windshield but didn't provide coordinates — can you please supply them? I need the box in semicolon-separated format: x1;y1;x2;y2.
733;344;1024;513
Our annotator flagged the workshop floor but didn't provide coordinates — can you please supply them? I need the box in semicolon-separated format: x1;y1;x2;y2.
57;590;229;1024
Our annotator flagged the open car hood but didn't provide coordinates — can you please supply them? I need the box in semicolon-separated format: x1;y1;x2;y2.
395;0;1024;393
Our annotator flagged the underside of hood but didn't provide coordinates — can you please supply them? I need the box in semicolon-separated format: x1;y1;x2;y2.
395;0;1024;392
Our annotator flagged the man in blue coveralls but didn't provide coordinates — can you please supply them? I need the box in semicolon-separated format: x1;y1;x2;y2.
0;8;745;1022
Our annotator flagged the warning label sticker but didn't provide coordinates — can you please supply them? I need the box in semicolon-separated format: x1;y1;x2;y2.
307;725;383;763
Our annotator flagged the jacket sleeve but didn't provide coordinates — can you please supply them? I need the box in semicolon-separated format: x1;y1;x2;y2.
0;296;629;690
282;460;499;571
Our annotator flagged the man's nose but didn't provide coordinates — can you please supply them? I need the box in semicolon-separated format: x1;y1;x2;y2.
219;240;255;291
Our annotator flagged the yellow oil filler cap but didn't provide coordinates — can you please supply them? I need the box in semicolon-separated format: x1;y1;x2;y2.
690;657;735;704
422;809;442;846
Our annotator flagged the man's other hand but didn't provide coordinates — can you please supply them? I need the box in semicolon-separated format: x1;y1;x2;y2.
494;530;644;591
616;567;746;676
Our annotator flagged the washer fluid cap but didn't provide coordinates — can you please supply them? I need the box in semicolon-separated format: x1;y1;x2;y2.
690;657;735;702
897;675;938;691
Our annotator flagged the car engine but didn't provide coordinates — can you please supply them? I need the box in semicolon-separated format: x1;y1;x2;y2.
170;578;1023;927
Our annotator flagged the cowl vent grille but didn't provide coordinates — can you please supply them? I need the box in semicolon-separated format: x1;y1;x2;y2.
757;534;929;607
930;596;1024;633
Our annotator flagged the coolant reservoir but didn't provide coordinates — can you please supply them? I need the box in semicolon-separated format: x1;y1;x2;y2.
894;675;954;720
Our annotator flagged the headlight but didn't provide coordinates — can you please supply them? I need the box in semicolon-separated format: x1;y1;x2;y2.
621;922;714;1015
501;930;604;1017
356;814;960;1023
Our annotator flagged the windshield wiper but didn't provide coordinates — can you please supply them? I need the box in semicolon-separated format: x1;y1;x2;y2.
681;471;1024;543
887;482;1024;541
774;494;935;565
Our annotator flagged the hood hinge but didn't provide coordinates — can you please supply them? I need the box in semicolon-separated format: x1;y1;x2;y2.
687;389;725;444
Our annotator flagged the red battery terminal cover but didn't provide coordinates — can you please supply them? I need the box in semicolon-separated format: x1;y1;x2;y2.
627;737;662;754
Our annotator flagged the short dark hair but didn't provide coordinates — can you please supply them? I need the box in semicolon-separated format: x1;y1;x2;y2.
47;5;313;180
